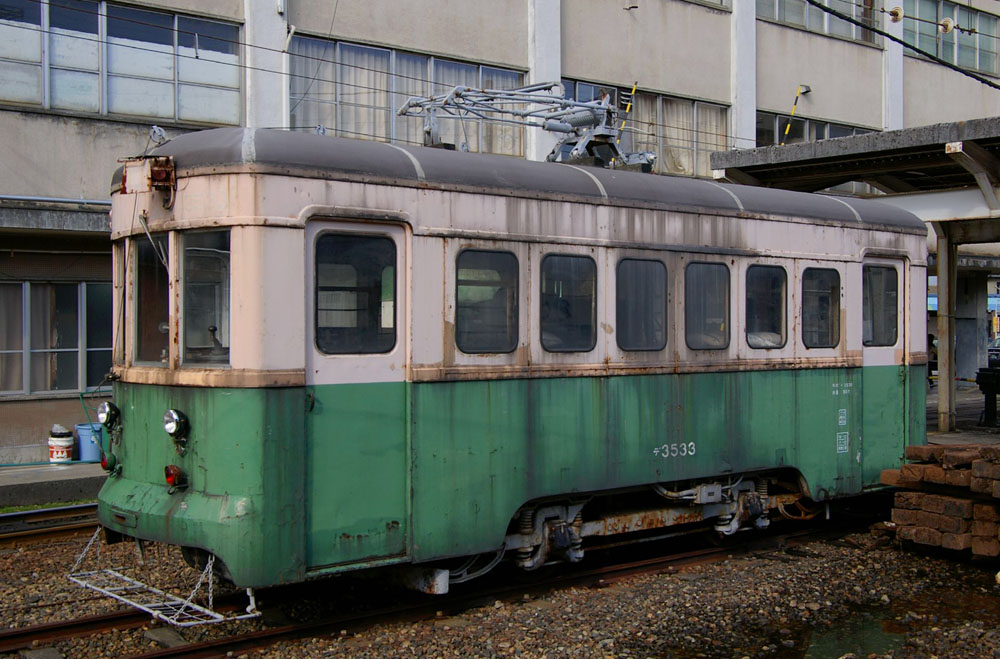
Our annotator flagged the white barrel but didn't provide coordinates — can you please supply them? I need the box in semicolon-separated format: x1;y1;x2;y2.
49;433;74;463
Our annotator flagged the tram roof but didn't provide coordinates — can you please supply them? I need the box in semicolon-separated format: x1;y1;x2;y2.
135;127;924;233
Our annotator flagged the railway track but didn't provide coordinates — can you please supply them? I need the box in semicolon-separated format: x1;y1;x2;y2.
0;503;99;547
0;508;884;657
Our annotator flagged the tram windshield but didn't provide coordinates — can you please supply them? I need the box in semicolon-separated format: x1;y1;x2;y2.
134;234;169;364
183;230;231;365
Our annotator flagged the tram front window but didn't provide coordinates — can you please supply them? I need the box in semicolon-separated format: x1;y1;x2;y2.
183;230;231;365
135;234;169;364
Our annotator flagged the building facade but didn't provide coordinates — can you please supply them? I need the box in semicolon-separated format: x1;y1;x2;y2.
1;0;999;460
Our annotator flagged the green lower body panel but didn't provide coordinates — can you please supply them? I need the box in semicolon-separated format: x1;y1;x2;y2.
97;383;306;587
98;365;922;587
408;365;921;560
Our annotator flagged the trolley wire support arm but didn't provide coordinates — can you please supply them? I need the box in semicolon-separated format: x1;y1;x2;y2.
397;81;655;171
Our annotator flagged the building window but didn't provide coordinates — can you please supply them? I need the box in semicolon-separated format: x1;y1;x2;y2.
756;111;873;147
0;281;111;394
566;78;730;178
756;0;878;44
746;265;787;349
863;265;898;346
802;268;840;348
756;111;876;194
0;1;240;124
315;234;396;354
183;230;230;365
540;254;596;352
685;262;730;350
289;36;525;156
902;1;998;74
456;250;518;354
616;258;667;351
621;88;728;178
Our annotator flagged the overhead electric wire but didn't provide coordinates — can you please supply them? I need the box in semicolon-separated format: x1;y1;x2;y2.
802;0;1000;91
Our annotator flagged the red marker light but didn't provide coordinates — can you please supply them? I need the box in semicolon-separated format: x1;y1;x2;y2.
164;465;187;489
100;451;118;472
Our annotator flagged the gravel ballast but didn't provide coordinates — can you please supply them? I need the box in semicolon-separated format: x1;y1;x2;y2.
2;529;999;658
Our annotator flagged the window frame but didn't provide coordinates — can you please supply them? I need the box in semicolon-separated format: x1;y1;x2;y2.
579;79;728;178
289;35;525;155
0;1;242;124
756;0;879;45
313;231;398;356
181;228;232;367
862;264;899;347
615;257;668;352
455;248;519;355
902;0;998;75
745;264;788;350
801;267;841;349
540;253;598;354
0;280;112;396
133;232;171;366
684;261;731;351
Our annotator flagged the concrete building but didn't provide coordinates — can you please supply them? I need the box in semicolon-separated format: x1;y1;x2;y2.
2;0;999;460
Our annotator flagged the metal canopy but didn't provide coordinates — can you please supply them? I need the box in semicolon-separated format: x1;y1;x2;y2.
711;116;1000;196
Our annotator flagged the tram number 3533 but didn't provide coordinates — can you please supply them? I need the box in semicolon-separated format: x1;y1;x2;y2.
652;442;697;459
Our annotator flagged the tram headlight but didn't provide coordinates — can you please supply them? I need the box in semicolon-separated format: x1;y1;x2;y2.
97;401;120;427
163;409;189;439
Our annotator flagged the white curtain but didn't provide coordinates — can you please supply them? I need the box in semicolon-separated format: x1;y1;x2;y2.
393;53;429;146
696;104;727;178
289;36;337;131
480;67;524;156
432;59;480;152
628;92;659;172
338;44;390;142
661;98;694;176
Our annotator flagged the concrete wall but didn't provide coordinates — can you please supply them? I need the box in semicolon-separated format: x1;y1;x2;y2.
141;0;243;21
903;58;1000;128
288;0;528;68
0;111;176;200
0;397;109;463
756;22;883;128
562;0;730;101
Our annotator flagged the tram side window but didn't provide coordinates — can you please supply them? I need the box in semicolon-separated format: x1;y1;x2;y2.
183;230;231;365
863;265;898;346
685;263;729;350
802;268;840;348
617;259;667;351
315;234;396;354
135;235;170;364
541;254;596;352
746;265;787;349
456;250;518;353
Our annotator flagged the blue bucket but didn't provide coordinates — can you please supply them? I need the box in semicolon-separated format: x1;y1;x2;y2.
75;423;103;462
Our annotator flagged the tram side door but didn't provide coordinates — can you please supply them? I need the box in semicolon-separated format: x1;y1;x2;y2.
860;258;906;486
304;220;409;569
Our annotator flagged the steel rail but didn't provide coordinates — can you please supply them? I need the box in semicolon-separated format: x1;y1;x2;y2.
0;610;149;653
0;503;99;547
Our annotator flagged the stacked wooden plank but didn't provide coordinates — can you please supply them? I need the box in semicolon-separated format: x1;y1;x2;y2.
881;444;1000;557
